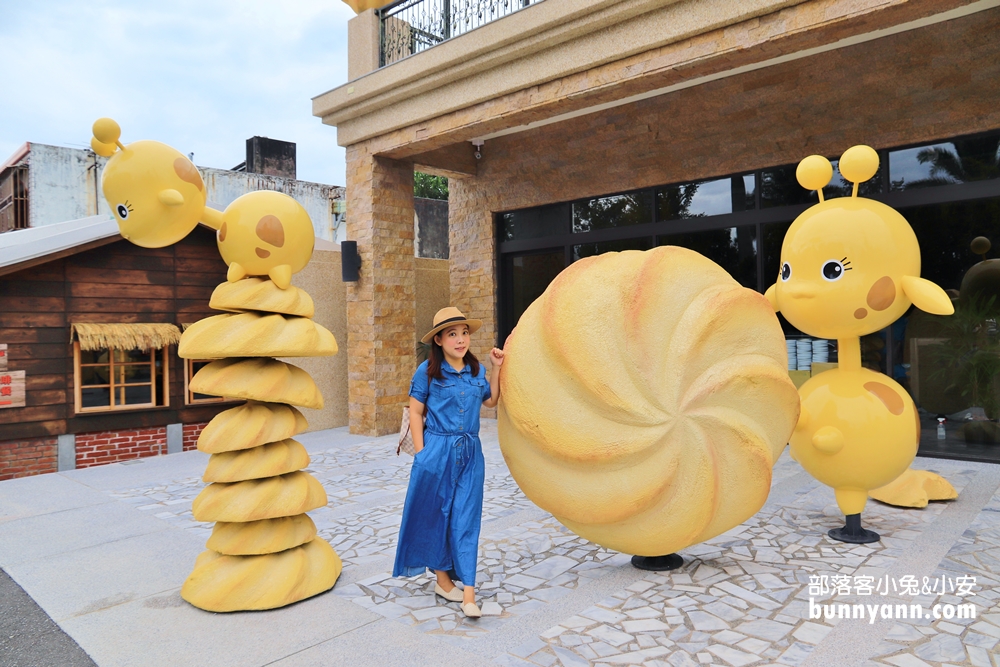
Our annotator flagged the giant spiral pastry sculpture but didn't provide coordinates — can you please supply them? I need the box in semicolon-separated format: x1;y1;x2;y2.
498;247;801;558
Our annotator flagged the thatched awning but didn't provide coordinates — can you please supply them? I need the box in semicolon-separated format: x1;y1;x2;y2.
71;323;182;352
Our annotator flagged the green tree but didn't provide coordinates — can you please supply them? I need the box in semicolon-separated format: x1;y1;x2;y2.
928;293;1000;420
898;135;1000;189
415;172;449;200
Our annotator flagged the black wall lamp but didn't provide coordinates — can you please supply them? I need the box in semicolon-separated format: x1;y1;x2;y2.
342;240;362;282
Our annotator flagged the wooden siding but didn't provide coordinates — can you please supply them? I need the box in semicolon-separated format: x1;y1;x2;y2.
0;226;231;441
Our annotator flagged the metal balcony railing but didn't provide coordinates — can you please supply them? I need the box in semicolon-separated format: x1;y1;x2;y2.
378;0;539;67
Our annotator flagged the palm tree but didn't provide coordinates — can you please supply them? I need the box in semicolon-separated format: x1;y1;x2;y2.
900;135;1000;189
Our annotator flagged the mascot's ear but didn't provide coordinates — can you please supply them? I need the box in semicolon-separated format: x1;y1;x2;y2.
91;137;117;157
158;189;185;207
764;284;779;313
901;276;954;315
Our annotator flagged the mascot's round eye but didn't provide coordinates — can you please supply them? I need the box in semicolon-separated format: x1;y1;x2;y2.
822;260;845;281
781;262;791;282
116;204;129;220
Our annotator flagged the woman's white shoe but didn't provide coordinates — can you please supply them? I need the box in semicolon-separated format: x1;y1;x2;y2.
461;602;482;618
434;583;464;602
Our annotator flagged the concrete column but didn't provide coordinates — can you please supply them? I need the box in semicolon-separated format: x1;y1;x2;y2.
348;9;381;81
57;434;76;471
166;423;183;455
345;143;416;436
446;177;499;418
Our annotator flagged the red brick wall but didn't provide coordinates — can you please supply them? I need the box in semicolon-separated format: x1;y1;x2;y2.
0;437;57;481
75;426;167;469
182;422;208;451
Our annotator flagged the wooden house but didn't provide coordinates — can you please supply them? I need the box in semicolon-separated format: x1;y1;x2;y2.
0;222;235;479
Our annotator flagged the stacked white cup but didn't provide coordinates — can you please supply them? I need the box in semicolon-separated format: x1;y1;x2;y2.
796;339;813;371
812;339;830;366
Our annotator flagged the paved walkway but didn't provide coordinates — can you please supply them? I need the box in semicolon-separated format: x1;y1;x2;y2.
1;420;998;667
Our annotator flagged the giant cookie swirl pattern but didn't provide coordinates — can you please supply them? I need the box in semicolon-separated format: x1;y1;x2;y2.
498;247;800;556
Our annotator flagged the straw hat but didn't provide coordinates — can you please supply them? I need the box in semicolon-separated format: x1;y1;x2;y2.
421;307;482;344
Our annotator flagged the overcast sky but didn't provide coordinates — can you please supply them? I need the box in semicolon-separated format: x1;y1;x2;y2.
0;0;355;186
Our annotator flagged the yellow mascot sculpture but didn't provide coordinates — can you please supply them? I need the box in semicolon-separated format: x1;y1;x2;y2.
92;118;341;610
765;146;956;543
498;245;801;568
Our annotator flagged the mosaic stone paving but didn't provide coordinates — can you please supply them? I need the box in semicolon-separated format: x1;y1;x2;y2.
331;515;633;641
104;422;1000;666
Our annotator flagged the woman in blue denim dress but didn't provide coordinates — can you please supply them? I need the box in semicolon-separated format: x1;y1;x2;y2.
393;307;504;618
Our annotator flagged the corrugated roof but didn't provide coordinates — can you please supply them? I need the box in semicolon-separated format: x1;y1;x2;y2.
0;214;120;276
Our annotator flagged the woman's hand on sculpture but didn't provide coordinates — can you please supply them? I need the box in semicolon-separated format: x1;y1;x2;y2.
490;347;505;366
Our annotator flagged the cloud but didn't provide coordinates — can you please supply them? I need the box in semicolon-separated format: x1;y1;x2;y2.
0;0;355;186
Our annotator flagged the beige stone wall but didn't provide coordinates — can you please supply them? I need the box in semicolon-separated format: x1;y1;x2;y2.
347;9;380;82
345;149;417;436
415;257;451;341
280;246;349;431
320;0;971;157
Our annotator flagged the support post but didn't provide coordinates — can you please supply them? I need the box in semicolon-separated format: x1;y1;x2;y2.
345;144;416;436
57;434;76;471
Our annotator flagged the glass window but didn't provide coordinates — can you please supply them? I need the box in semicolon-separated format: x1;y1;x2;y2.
75;343;168;413
657;177;742;221
762;220;793;289
572;191;653;233
890;133;1000;191
506;251;565;338
760;165;815;209
573;237;652;262
828;158;883;198
894;197;1000;462
657;226;757;290
500;203;569;241
734;174;756;212
761;161;881;207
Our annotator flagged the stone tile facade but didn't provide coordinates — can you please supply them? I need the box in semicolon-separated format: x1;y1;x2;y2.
358;0;972;160
346;147;417;435
446;7;1000;381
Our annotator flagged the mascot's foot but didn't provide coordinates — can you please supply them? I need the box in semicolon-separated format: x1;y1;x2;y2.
869;469;958;508
828;513;879;544
631;554;683;571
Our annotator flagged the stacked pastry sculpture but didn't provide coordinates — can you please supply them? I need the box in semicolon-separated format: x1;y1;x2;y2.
179;279;341;611
90;118;341;611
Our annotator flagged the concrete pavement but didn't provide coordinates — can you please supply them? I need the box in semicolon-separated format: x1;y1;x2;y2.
1;421;998;667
